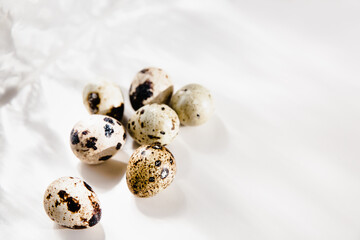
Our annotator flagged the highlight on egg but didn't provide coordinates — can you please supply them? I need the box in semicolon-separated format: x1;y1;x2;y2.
83;80;125;121
43;176;101;229
70;115;126;165
126;144;176;198
129;67;173;111
127;103;180;146
170;83;214;126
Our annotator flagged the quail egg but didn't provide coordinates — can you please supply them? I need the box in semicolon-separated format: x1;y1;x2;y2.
70;115;126;164
129;67;173;110
127;104;179;146
126;144;176;198
170;83;214;126
43;176;101;229
83;80;125;121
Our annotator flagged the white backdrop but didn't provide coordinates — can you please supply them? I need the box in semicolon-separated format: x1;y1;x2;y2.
0;0;360;239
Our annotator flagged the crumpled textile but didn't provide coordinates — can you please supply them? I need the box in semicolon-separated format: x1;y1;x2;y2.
1;0;360;239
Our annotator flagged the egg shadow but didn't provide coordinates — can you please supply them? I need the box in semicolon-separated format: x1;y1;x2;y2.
180;115;230;154
119;110;130;131
77;158;127;192
135;183;186;218
112;148;130;163
53;223;105;240
131;140;141;150
119;86;134;126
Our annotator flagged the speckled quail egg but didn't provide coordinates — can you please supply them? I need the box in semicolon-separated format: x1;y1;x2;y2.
170;83;214;126
129;67;173;110
127;103;180;146
43;176;101;229
70;115;126;164
126;144;176;198
83;80;125;121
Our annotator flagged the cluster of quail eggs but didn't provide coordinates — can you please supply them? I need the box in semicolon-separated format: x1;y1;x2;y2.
43;67;214;229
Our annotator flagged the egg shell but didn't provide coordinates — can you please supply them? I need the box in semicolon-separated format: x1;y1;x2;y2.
70;115;126;165
126;144;176;198
43;177;101;229
129;67;173;110
83;81;125;121
170;83;214;126
127;104;180;146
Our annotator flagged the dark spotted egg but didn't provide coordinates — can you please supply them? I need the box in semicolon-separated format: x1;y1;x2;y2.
126;144;176;198
70;115;126;164
127;103;180;146
43;177;101;229
129;67;173;111
83;80;125;121
170;83;214;126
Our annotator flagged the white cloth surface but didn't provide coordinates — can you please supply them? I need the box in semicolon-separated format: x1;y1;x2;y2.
0;0;360;239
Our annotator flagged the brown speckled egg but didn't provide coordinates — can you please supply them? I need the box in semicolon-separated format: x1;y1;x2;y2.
43;177;101;229
83;80;125;121
129;67;173;110
126;144;176;198
127;103;180;146
70;115;126;165
170;83;214;126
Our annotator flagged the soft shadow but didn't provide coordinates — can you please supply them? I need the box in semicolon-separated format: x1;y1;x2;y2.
119;86;133;127
111;148;130;163
0;86;19;107
180;115;230;154
120;114;129;131
53;223;105;240
131;140;141;150
77;159;127;192
135;183;186;218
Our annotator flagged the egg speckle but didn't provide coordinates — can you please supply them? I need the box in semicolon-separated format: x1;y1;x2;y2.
126;144;176;198
127;104;180;146
83;81;125;121
70;115;126;164
129;67;173;110
43;177;101;229
170;83;214;126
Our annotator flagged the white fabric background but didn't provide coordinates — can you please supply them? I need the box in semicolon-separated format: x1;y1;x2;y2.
0;0;360;239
